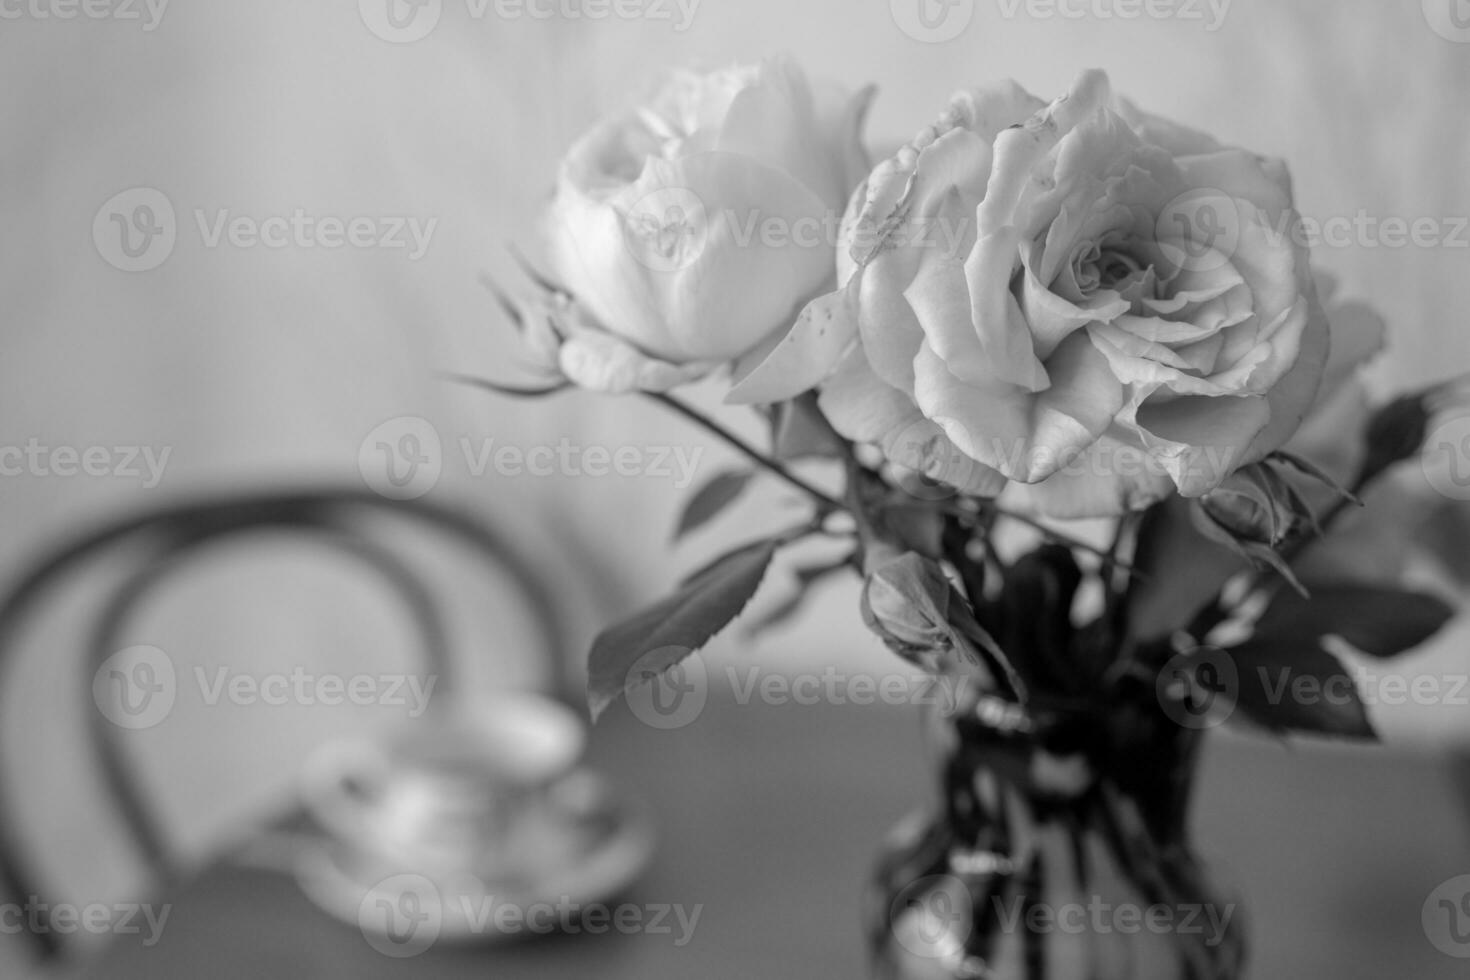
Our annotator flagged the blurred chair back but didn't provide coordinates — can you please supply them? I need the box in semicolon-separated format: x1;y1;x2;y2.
0;488;566;962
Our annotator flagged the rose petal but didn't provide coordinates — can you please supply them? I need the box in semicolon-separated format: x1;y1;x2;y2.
1176;148;1293;222
961;225;1048;391
905;245;993;386
819;347;1006;496
725;281;858;404
608;151;835;360
718;60;872;214
977;70;1113;235
847;107;993;270
835;178;867;289
1014;106;1157;243
559;326;712;394
949;80;1048;144
856;247;928;391
1000;433;1174;518
1018;266;1129;358
818;345;918;443
1239;290;1331;464
1111;96;1224;157
914;330;1124;482
715;61;831;201
1124;388;1273;495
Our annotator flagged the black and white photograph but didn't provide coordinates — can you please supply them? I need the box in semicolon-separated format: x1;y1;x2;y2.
4;1;1470;977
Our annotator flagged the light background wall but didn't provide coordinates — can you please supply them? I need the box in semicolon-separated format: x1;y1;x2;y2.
2;0;1469;967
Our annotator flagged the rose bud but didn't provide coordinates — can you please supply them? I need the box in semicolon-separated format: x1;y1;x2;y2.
860;547;955;651
542;57;873;394
1195;464;1300;547
1359;377;1469;486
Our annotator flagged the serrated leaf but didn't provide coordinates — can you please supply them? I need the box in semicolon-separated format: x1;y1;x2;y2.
1227;641;1376;738
586;540;778;721
672;470;754;541
1254;585;1455;659
724;285;857;405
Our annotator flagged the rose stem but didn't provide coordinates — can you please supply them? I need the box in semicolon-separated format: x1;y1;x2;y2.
981;505;1142;576
645;392;846;514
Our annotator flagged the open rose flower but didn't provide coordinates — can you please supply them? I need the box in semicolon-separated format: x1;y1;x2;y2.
540;56;873;394
732;69;1329;517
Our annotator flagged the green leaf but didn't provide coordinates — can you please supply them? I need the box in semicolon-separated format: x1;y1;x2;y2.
1227;641;1376;738
1254;585;1455;659
672;470;755;541
586;539;778;721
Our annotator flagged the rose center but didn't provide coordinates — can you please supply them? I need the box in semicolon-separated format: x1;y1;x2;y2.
1073;240;1156;299
1097;248;1143;287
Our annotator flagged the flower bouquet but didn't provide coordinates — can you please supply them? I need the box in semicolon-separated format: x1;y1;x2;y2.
474;57;1470;979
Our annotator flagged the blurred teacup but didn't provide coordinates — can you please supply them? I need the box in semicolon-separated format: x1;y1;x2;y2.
300;692;585;877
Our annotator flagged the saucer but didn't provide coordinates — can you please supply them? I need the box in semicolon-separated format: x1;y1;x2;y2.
294;768;656;945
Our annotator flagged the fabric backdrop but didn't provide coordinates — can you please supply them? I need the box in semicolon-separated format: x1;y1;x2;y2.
2;0;1468;967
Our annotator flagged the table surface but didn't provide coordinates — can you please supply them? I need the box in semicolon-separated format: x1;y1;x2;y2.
77;683;1470;979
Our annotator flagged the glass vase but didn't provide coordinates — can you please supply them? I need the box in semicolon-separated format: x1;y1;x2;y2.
869;685;1244;980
